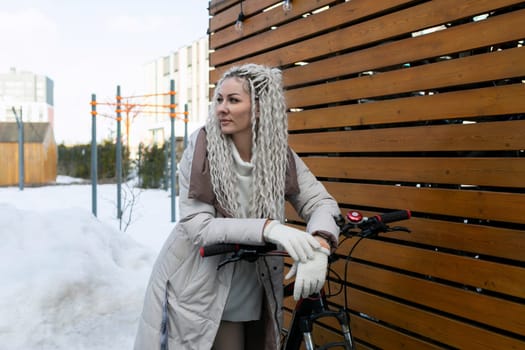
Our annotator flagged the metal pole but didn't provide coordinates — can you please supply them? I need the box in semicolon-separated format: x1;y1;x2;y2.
116;85;122;220
170;79;176;222
12;107;24;190
184;103;189;149
164;141;169;191
91;94;98;217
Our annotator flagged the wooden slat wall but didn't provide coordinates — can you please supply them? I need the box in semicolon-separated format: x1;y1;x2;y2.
209;1;525;348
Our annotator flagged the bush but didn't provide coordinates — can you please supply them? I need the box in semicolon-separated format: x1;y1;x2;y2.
136;142;167;189
57;140;131;181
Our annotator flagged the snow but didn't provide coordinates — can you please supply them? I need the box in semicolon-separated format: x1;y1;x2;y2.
0;178;177;349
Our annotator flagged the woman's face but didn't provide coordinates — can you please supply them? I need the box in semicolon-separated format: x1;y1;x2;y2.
215;77;252;137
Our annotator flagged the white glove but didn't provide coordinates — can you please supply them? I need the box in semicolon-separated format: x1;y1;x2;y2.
263;221;321;263
285;247;330;300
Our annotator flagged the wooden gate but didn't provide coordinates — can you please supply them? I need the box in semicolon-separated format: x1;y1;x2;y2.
208;1;525;348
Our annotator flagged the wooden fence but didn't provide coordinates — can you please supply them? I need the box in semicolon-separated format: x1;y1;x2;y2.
208;1;525;348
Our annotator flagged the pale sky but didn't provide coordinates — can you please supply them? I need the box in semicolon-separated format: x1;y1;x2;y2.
0;0;210;144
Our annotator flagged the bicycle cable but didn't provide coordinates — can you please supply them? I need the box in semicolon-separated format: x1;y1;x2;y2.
343;236;366;312
325;234;351;299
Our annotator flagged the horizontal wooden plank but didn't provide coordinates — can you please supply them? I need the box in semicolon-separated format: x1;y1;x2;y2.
209;0;237;16
329;287;525;349
323;181;525;224
283;9;525;88
210;0;339;48
286;204;525;262
337;237;525;299
350;316;442;350
386;216;525;262
286;47;525;107
301;157;525;188
210;0;416;66
288;84;525;130
289;119;525;153
209;0;524;72
333;261;525;336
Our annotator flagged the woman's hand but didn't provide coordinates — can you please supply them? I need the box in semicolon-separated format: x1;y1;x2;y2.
263;221;321;262
285;247;330;300
313;235;330;250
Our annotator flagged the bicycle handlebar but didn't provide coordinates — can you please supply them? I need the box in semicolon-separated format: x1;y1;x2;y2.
341;209;411;238
200;243;239;257
200;210;411;259
369;209;411;224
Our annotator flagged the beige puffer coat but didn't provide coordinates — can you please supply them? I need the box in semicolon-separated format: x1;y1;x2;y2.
134;127;340;350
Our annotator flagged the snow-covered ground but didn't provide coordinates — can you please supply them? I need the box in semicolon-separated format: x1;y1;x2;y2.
0;176;177;349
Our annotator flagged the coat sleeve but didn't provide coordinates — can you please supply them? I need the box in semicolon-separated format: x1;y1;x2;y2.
176;129;267;247
287;151;341;249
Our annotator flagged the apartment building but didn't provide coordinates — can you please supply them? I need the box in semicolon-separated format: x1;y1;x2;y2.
0;68;54;127
128;36;209;153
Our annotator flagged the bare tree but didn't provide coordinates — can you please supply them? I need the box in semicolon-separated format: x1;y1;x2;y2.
119;181;143;232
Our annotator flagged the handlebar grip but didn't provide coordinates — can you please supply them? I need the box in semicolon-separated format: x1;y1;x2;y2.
374;210;411;224
200;244;239;257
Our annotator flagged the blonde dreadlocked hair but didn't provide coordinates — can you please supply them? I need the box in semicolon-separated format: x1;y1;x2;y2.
206;64;288;222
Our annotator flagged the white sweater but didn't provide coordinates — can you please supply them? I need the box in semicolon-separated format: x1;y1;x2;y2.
221;142;264;321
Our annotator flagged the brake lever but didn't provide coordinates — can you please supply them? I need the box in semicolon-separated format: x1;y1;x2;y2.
388;226;411;233
216;249;262;270
217;254;241;270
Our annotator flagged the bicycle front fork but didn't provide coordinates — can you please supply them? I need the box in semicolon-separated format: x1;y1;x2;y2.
300;309;354;350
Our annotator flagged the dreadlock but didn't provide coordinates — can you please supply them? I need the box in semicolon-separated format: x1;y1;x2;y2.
206;63;288;222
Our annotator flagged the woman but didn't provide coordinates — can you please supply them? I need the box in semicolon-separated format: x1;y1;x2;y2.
134;63;340;350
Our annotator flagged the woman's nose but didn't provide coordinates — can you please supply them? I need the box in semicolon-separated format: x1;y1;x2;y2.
216;101;228;113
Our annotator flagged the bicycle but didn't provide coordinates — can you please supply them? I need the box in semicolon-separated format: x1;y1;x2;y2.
200;209;411;350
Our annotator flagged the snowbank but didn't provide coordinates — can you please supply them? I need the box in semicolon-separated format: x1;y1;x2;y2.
0;203;155;349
